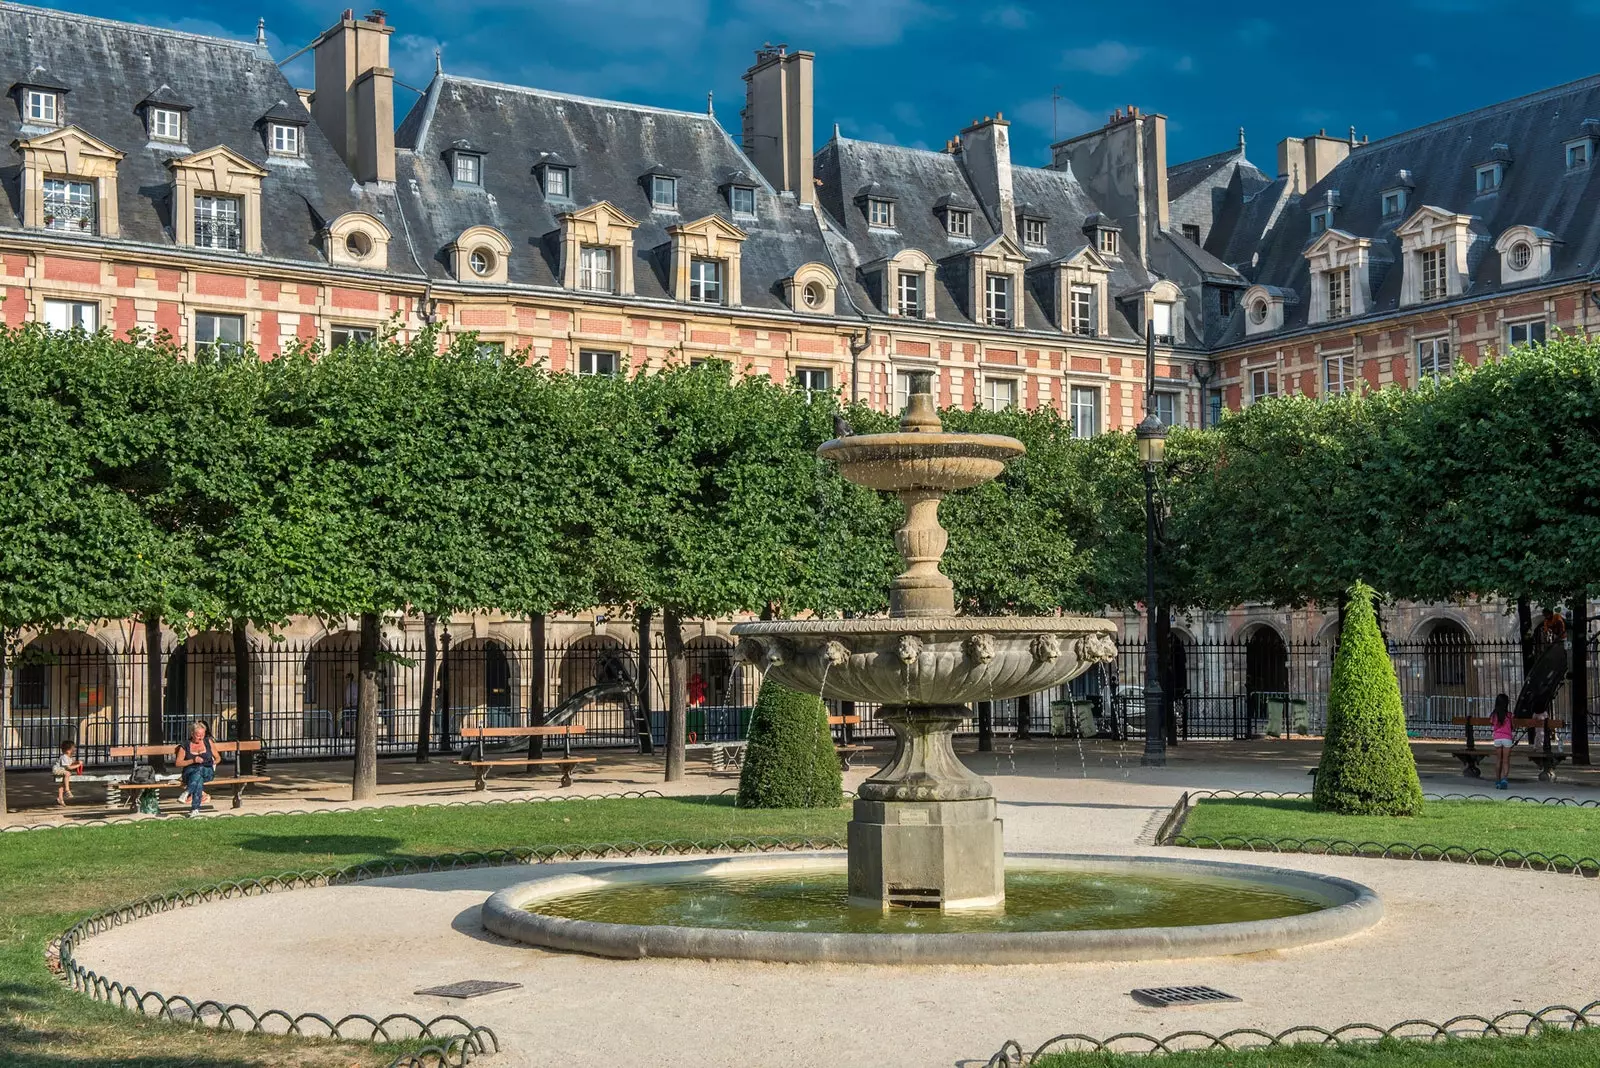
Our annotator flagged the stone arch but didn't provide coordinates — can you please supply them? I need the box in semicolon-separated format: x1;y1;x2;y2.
556;634;637;740
445;636;520;731
299;630;398;743
1420;617;1475;697
1241;622;1289;720
163;630;271;743
9;630;117;758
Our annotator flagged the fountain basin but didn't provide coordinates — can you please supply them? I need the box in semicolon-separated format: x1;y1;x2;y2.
730;617;1118;706
482;853;1382;965
818;432;1026;492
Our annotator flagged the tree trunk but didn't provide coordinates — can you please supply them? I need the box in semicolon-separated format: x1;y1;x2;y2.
1015;692;1032;741
1572;594;1590;766
231;620;253;776
352;611;380;800
636;608;655;755
663;608;687;782
529;614;547;761
1157;605;1178;745
438;627;453;752
145;615;165;772
415;614;437;762
977;701;993;751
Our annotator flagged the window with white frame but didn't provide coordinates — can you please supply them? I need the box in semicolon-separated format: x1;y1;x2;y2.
868;198;895;228
195;312;244;354
1327;267;1351;319
1476;164;1502;193
651;175;677;210
42;178;95;233
578;349;620;376
1151;300;1174;343
150;107;183;142
1152;391;1178;427
896;270;922;317
1023;217;1047;246
194;195;242;251
984;274;1012;327
1250;367;1278;403
946;209;971;237
1508;241;1532;272
985;376;1018;411
578;245;615;293
1416;336;1452;382
25;90;58;125
1324;351;1356;396
330;325;374;349
454;153;481;185
1069;385;1101;439
688;257;723;304
42;299;97;332
1568;141;1590;170
1381;190;1405;217
544;166;570;198
795;366;832;400
269;123;300;157
729;185;756;217
1507;319;1547;349
1069;284;1096;336
1098;229;1119;255
1418;246;1445;301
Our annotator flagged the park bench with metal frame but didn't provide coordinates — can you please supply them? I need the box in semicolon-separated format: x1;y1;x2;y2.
830;714;873;769
455;725;594;789
107;741;270;810
1449;716;1566;780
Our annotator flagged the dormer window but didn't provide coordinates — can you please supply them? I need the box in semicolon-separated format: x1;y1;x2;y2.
1099;228;1118;255
455;153;481;185
651;174;678;210
269;123;300;157
1567;140;1591;170
729;185;756;217
1310;210;1330;235
1476;162;1502;194
869;198;895;228
25;89;58;126
945;209;971;237
1382;190;1405;217
544;165;570;197
1023;217;1047;246
150;107;183;142
1418;246;1445;300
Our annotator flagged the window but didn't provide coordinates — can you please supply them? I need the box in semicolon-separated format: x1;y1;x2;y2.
802;281;825;309
1509;241;1532;271
578;349;619;376
1508;319;1547;348
1476;164;1501;193
1382;190;1405;217
795;366;832;399
1569;142;1590;169
454;153;481;186
1151;300;1174;344
25;89;57;125
544;166;570;198
1069;285;1096;336
1418;246;1445;300
1250;367;1277;403
1152;391;1178;427
269;123;300;157
469;247;495;277
194;195;241;251
651;175;677;210
1218;289;1236;318
150;107;183;142
1023;217;1047;246
42;299;97;332
1249;298;1268;325
42;178;94;233
688;257;723;304
1206;389;1223;428
578;245;615;293
946;209;971;237
195;312;244;354
1098;229;1119;255
475;341;505;359
984;273;1011;327
1324;351;1356;396
893;369;933;412
730;185;756;217
1327;267;1351;320
1309;210;1330;235
330;325;374;349
868;198;895;228
1069;385;1100;438
1417;336;1452;382
985;377;1018;412
896;270;923;318
1180;223;1201;244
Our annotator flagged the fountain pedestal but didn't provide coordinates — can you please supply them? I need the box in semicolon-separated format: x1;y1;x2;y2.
847;705;1004;909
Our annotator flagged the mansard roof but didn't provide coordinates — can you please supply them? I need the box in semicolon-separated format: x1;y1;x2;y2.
392;74;830;305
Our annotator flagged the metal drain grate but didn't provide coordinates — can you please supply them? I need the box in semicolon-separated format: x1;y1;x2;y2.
1130;985;1241;1007
887;886;942;909
415;979;524;999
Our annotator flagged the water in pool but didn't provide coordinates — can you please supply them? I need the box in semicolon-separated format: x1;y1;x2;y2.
528;868;1325;934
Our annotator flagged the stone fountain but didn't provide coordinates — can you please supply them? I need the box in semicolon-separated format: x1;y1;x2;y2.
730;385;1118;910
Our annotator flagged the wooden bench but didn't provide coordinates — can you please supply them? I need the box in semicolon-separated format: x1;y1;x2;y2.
829;715;874;769
1449;717;1566;780
455;725;595;789
108;741;270;811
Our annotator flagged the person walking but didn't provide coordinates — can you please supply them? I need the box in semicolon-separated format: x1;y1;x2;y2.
1490;693;1515;789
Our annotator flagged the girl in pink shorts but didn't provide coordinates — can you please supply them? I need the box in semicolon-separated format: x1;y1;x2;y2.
1490;693;1514;789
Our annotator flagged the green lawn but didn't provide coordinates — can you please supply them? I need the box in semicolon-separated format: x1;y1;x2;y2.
1178;798;1600;866
0;795;847;1067
1032;1031;1600;1067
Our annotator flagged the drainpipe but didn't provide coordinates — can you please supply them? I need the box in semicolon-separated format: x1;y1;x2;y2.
1192;360;1217;427
391;190;437;332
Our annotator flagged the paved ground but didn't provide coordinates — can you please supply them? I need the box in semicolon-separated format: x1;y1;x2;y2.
68;747;1600;1068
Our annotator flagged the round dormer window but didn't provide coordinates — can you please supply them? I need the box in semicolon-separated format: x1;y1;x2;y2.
1509;241;1532;272
1249;299;1268;325
803;281;825;309
470;248;495;277
344;230;373;260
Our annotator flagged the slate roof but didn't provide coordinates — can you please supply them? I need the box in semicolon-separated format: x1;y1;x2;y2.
1209;72;1600;345
0;2;393;269
391;74;832;307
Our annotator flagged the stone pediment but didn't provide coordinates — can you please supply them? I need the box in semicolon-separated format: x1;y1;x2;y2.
559;200;639;243
167;144;269;182
14;125;125;170
668;214;748;258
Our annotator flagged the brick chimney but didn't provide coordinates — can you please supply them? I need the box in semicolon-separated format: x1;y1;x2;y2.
1277;129;1351;195
959;114;1016;240
740;44;814;205
1050;105;1168;269
311;8;395;185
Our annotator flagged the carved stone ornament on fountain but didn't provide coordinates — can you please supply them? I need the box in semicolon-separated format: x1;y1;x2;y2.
732;386;1117;910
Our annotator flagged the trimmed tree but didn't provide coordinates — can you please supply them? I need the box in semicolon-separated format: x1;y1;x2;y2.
736;680;842;809
1313;582;1424;816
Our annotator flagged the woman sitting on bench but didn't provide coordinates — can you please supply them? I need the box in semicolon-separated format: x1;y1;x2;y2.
175;721;217;817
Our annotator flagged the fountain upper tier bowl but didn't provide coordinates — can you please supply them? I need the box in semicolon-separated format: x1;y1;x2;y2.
816;431;1025;492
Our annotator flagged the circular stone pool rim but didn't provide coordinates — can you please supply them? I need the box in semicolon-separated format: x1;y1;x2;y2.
481;852;1383;965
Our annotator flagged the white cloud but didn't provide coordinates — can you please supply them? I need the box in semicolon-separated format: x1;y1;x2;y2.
734;0;941;47
982;4;1031;29
1174;55;1195;73
1013;94;1097;146
1060;40;1144;76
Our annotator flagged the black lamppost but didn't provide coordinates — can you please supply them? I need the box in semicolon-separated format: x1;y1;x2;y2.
1137;325;1168;768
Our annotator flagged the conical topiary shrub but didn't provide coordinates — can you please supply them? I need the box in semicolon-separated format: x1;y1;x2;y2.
1313;582;1425;816
736;680;843;809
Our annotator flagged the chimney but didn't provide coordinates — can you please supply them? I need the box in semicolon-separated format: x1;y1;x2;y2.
1050;106;1168;269
959;114;1015;240
311;8;395;185
740;45;815;205
1277;130;1351;195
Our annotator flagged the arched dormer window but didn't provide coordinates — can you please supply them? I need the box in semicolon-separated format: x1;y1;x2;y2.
1241;284;1295;336
1494;224;1556;286
449;225;512;283
783;261;839;315
325;211;391;268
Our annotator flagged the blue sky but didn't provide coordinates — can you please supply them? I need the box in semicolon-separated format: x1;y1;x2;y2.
51;0;1600;167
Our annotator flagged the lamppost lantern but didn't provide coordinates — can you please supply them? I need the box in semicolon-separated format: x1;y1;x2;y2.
1135;412;1168;466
